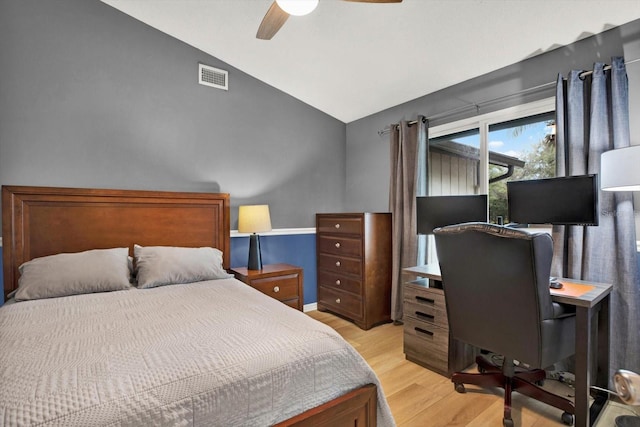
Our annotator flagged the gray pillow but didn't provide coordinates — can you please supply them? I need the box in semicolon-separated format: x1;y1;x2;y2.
15;248;132;301
134;245;232;289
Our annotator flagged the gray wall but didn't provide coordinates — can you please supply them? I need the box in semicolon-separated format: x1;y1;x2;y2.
3;1;640;226
345;19;640;213
0;0;346;228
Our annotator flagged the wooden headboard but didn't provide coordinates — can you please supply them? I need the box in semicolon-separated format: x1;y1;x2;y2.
2;186;230;299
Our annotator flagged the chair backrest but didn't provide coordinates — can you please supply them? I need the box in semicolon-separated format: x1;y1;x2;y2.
433;222;556;366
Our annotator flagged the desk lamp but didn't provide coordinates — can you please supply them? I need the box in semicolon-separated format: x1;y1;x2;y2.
238;205;272;271
601;145;640;426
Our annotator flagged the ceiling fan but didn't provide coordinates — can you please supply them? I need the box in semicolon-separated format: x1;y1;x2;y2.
257;0;403;40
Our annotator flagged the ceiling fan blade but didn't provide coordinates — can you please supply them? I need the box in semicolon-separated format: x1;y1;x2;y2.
342;0;402;3
256;1;290;40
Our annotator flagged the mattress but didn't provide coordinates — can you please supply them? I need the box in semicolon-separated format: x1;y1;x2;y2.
0;278;394;426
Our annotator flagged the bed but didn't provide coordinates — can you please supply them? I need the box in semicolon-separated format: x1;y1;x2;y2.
0;185;395;427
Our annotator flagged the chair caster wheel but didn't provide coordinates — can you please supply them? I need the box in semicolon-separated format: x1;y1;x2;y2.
454;383;465;393
561;412;574;425
503;418;514;427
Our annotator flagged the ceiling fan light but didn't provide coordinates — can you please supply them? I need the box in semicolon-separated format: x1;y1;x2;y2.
276;0;319;16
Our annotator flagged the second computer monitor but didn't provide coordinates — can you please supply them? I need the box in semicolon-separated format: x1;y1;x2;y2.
416;194;488;235
507;175;599;226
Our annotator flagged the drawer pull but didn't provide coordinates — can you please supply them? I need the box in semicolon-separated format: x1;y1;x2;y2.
336;298;341;304
335;261;341;267
335;279;341;285
273;286;280;293
335;242;341;248
416;311;434;321
415;327;434;337
335;223;341;229
415;295;435;304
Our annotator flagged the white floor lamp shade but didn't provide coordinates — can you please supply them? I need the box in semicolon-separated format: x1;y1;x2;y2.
602;144;640;426
601;145;640;191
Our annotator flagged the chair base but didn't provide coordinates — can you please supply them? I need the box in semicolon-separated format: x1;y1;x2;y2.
452;355;574;426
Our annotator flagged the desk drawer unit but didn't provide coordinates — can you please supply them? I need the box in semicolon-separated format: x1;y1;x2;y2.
404;317;450;374
403;280;476;377
316;213;391;330
404;285;448;329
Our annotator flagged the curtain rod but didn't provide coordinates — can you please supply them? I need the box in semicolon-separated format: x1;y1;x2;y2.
377;80;553;136
378;57;640;137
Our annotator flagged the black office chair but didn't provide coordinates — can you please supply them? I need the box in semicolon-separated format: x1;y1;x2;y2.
433;222;576;427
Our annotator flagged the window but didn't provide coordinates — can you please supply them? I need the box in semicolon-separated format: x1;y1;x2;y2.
487;112;556;223
426;98;555;209
428;128;480;197
419;98;555;263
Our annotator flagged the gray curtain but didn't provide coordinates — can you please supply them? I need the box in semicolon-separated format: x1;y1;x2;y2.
389;116;428;322
553;57;640;378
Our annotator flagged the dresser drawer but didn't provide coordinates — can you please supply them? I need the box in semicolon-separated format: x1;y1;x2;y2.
404;285;447;329
404;300;448;330
317;271;362;295
318;253;362;277
404;284;445;309
317;235;362;257
317;216;363;236
403;282;446;308
318;286;363;320
403;317;449;374
250;274;299;301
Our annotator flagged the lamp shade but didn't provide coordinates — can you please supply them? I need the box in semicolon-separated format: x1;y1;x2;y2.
601;145;640;191
238;205;272;233
276;0;318;16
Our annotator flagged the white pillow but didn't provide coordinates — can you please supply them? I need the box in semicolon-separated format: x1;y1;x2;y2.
134;245;232;289
15;248;132;301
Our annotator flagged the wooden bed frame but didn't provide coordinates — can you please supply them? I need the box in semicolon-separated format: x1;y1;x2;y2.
1;185;378;427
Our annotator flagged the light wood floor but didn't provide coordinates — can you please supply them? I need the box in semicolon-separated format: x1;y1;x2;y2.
307;310;630;427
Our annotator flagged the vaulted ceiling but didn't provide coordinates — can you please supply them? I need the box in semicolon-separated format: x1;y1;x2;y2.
101;0;640;123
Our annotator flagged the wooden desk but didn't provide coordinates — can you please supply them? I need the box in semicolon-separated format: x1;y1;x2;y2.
405;264;613;427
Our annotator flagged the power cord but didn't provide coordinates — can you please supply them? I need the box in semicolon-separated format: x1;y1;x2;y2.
546;370;575;387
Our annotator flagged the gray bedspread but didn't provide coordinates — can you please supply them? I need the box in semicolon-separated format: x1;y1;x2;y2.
0;278;395;426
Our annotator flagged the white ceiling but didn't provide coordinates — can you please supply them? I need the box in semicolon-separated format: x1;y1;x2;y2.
101;0;640;123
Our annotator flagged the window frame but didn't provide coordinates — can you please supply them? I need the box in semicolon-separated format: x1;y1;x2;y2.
428;97;555;195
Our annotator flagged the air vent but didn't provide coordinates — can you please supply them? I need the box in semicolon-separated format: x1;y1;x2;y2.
199;63;228;90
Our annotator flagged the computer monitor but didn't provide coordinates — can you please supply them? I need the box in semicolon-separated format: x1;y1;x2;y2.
416;194;488;235
507;174;599;226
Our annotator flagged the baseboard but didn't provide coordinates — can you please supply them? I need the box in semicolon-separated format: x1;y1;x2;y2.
303;302;317;312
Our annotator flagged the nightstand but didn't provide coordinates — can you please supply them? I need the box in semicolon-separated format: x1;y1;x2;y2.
230;263;304;311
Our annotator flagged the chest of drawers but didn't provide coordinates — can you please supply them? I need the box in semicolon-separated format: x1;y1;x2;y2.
316;213;391;330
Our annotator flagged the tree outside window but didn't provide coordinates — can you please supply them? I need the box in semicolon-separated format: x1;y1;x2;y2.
488;113;556;223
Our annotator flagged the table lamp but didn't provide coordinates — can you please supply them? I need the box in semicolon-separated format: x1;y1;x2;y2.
238;204;272;270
